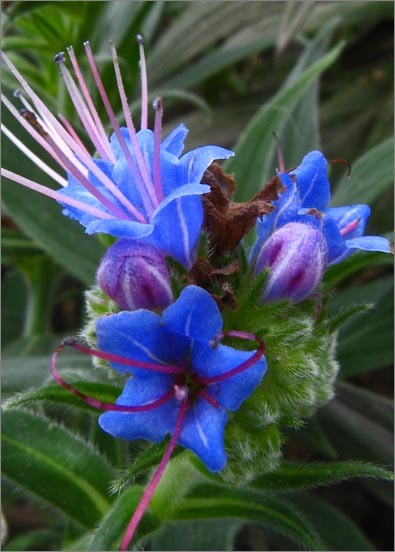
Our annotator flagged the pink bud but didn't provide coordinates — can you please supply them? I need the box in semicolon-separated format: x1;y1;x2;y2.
254;222;328;303
97;240;173;311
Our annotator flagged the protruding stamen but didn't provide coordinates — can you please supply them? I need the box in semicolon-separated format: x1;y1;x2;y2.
273;132;285;173
340;218;361;236
328;158;352;177
153;96;164;201
54;52;113;163
84;41;155;215
2;124;67;187
119;399;189;551
174;384;189;401
1;169;113;220
53;51;66;63
67;45;116;163
197;331;265;385
66;339;186;375
110;41;157;208
136;34;148;130
50;340;175;412
58;113;91;155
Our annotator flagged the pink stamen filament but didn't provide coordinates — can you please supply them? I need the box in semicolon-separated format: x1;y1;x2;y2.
340;217;361;236
195;331;265;385
273;132;285;173
153;96;164;202
50;342;175;412
1;169;113;220
66;339;186;375
55;57;112;162
58;113;91;155
136;34;148;131
67;45;116;163
110;42;157;208
2;123;67;187
119;399;189;551
198;389;221;409
84;41;155;216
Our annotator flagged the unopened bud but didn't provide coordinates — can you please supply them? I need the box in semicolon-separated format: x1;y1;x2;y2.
97;239;173;311
254;222;328;303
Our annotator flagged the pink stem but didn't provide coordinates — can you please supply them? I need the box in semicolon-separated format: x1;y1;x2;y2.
50;341;175;412
195;331;265;385
58;113;91;156
64;338;185;375
120;399;189;551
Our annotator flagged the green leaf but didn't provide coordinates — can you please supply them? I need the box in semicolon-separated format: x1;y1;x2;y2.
2;181;105;285
2;409;113;528
149;519;242;551
288;494;375;551
86;485;160;551
323;249;393;288
227;41;344;201
3;529;59;552
170;485;323;551
3;381;122;412
250;460;393;492
331;138;394;206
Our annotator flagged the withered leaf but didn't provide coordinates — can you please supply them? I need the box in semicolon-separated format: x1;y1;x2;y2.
202;163;283;252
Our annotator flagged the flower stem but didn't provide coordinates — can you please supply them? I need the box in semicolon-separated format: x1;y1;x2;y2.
120;399;189;551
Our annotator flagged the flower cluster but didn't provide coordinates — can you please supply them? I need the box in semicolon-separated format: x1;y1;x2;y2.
2;36;392;551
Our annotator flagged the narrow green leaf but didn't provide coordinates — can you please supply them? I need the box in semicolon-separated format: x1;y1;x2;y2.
227;42;344;201
170;485;323;551
250;460;393;492
2;182;105;285
289;494;375;551
2;410;113;528
3;381;122;412
86;485;160;551
3;529;59;552
323;249;393;288
149;519;242;551
331;138;394;206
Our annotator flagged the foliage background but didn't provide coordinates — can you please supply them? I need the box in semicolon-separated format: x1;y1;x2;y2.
1;1;393;551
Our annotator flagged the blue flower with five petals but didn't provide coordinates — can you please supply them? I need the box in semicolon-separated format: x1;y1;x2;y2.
252;151;391;265
96;285;267;472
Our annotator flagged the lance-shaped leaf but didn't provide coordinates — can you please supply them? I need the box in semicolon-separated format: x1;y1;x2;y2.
2;409;113;528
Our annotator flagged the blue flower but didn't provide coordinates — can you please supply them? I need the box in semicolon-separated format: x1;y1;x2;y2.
252;151;391;266
1;42;233;268
96;285;267;472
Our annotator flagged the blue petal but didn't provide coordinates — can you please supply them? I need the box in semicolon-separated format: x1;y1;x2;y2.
178;146;234;185
149;183;210;267
178;398;228;472
98;375;178;442
322;216;349;265
85;219;154;238
109;128;132;160
291;151;330;210
192;342;267;411
161;285;223;341
345;235;392;253
162;124;188;157
96;310;189;377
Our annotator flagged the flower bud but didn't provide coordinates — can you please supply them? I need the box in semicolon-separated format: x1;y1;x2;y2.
254;222;328;303
97;239;173;311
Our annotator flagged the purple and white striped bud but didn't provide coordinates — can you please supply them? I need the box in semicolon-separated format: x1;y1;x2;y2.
97;239;173;311
254;222;328;303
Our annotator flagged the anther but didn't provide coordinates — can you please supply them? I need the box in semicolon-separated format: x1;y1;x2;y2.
135;34;144;45
53;52;66;64
174;385;189;401
13;89;21;98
